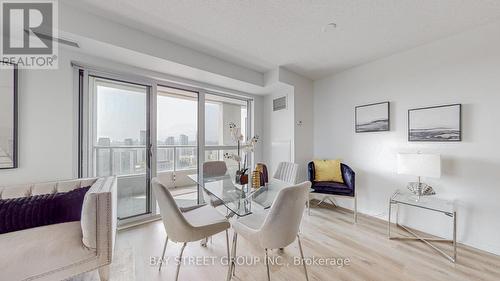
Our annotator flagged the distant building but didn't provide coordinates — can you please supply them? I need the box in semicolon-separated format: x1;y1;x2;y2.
155;136;175;171
96;138;111;176
165;136;175;145
140;130;147;145
124;138;134;146
97;137;111;146
179;134;188;145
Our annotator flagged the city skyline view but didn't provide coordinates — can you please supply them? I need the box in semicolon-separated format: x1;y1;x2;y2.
95;85;228;146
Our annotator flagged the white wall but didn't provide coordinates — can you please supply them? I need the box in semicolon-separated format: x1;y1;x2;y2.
279;68;314;182
262;87;294;175
314;21;500;255
0;49;76;184
261;67;314;181
60;2;264;88
252;96;264;165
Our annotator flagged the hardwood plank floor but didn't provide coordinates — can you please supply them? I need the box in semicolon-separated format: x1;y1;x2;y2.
115;203;500;281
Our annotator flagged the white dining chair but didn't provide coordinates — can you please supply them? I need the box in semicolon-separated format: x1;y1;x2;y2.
202;161;228;208
203;161;228;177
273;162;299;184
152;178;231;281
227;181;311;281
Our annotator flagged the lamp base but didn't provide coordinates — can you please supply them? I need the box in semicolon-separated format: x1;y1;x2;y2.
406;182;436;197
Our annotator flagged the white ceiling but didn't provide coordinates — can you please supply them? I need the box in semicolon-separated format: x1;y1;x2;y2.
67;0;500;80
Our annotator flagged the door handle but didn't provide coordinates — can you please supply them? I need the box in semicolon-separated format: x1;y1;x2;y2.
148;144;153;158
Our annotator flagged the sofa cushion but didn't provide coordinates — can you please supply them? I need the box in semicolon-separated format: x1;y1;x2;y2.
0;186;90;234
312;181;354;196
0;221;97;281
0;178;99;200
31;182;57;196
0;184;32;199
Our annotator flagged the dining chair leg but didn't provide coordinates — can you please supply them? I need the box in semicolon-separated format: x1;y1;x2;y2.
354;196;358;223
226;232;238;281
201;237;208;247
231;233;238;277
307;194;311;216
297;235;309;281
225;230;230;265
265;248;271;281
175;243;187;281
158;236;168;271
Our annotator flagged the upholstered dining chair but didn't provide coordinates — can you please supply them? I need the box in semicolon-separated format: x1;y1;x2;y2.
152;178;231;281
273;161;299;184
227;181;311;281
203;160;228;177
202;161;229;208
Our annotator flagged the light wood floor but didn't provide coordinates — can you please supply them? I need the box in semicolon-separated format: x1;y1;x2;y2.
115;203;500;281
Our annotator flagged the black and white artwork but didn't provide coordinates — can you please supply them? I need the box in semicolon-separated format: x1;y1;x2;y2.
0;62;17;169
355;102;390;133
408;104;461;142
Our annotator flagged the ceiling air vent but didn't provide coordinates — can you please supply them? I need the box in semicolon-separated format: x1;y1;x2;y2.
273;96;286;111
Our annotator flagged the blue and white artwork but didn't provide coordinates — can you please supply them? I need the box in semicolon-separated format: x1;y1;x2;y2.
408;104;461;142
355;102;390;133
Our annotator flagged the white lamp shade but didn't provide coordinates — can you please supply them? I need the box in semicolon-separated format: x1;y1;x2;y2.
397;153;441;178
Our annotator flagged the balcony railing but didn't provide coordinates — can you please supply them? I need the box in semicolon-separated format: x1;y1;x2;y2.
94;144;238;177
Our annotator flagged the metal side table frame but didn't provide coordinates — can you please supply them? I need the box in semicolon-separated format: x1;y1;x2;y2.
388;190;457;263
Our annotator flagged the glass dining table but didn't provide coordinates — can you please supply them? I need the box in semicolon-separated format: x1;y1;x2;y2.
188;174;289;217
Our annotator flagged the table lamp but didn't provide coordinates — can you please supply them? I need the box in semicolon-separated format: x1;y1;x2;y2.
397;153;441;198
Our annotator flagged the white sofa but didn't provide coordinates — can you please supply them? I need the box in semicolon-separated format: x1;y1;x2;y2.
0;176;117;281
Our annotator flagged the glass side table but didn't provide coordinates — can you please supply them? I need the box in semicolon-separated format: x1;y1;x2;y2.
388;189;457;263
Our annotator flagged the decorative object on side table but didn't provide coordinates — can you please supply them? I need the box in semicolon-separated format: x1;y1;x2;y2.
408;104;461;142
397;152;441;199
355;101;390;133
224;122;259;185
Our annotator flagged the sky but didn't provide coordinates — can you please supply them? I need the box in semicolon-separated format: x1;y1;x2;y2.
96;85;221;144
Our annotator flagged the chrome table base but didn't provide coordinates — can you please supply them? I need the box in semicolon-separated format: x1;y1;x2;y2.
388;199;457;263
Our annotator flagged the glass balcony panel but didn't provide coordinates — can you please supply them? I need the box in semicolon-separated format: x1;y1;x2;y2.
175;146;197;171
157;146;175;172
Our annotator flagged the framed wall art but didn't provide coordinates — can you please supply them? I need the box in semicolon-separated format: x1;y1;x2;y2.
408;104;461;142
355;102;390;133
0;62;18;169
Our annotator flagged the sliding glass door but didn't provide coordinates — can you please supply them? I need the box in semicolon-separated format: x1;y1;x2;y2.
156;86;199;210
78;66;252;225
88;76;151;220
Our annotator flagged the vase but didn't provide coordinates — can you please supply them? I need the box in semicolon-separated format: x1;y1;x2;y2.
235;170;248;185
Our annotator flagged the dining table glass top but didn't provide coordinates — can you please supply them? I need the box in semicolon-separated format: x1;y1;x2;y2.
188;173;289;217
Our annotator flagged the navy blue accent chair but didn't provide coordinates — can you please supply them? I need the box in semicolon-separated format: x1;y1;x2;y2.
307;161;357;222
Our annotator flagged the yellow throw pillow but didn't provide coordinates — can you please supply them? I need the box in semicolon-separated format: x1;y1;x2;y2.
313;160;344;183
